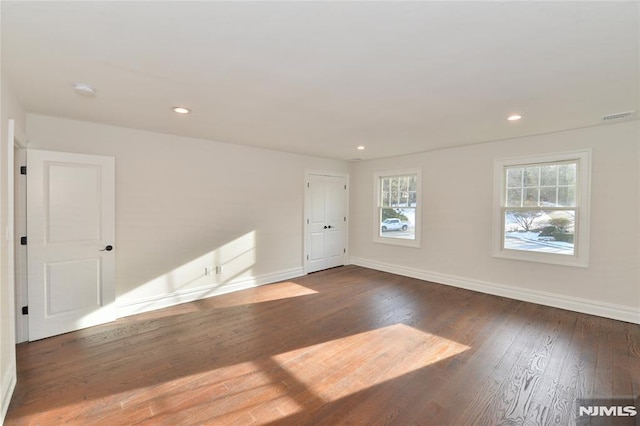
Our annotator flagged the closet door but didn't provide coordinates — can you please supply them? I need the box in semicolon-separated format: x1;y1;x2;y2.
305;173;347;273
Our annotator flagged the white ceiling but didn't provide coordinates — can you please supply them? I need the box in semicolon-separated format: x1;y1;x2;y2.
2;1;638;160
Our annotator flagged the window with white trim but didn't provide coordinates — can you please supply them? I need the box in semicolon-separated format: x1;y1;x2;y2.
374;169;421;248
493;150;591;267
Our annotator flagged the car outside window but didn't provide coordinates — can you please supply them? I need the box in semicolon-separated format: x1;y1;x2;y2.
374;169;421;248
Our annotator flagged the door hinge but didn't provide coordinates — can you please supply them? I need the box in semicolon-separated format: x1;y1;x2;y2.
307;219;309;224
344;184;347;190
20;236;27;246
20;166;27;175
343;248;346;253
307;182;310;188
344;216;346;222
22;306;28;315
306;255;309;260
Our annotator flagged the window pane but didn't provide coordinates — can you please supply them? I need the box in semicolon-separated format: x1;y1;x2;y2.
408;191;416;206
539;187;557;206
540;165;557;186
506;189;522;207
390;191;399;207
523;167;539;187
558;164;576;185
504;209;575;255
382;191;390;207
504;209;545;232
380;208;415;240
382;178;390;192
523;188;539;206
558;187;576;207
409;175;417;192
399;191;409;207
506;167;523;188
390;177;399;193
400;177;408;192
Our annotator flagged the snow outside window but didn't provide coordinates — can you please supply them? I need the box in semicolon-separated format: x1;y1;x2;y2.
493;150;591;267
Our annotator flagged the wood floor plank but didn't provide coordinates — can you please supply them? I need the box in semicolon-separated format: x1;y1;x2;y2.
5;265;639;425
551;314;601;426
381;297;537;424
627;322;640;402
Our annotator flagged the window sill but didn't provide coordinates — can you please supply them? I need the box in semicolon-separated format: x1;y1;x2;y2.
374;236;421;248
492;249;589;268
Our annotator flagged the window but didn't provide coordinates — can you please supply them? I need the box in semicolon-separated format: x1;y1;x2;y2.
493;150;591;267
374;169;421;247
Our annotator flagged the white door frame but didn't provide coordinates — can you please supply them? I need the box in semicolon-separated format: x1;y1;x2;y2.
13;141;27;343
8;122;27;346
303;170;349;274
1;119;27;422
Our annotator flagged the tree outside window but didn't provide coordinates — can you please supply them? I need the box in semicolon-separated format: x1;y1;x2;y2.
374;170;421;248
493;150;591;268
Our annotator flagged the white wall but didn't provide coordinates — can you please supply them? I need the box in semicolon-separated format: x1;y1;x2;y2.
0;77;26;422
26;114;348;315
349;121;640;323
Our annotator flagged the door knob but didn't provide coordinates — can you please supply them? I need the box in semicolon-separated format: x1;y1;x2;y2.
100;245;114;252
327;225;332;229
324;226;328;229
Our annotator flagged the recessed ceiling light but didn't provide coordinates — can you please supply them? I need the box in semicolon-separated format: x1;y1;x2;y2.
172;106;191;114
73;83;96;96
507;114;522;121
356;146;366;150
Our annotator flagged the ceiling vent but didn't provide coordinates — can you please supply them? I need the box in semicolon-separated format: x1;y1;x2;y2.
601;111;636;121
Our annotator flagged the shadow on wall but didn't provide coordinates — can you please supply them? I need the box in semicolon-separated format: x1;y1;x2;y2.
116;230;259;316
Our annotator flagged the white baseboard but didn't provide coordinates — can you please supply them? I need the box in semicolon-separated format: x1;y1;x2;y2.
116;267;305;318
349;257;640;325
1;360;17;424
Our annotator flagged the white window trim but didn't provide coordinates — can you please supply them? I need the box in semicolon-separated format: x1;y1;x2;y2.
492;149;591;268
373;168;422;248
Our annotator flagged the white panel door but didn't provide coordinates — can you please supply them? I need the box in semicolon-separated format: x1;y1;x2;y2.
307;174;327;273
305;174;347;273
27;150;115;341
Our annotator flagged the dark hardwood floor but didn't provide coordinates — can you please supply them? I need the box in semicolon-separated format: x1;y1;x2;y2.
5;265;640;425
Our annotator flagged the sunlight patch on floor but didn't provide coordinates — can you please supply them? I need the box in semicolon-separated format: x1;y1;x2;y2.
271;323;470;403
205;281;318;310
17;360;307;425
